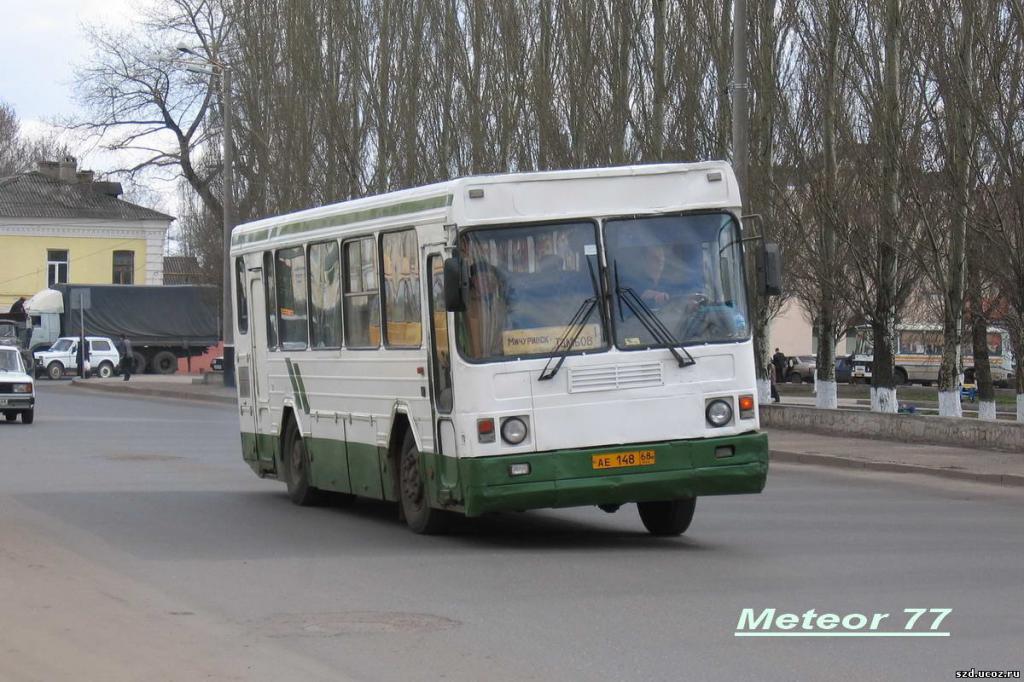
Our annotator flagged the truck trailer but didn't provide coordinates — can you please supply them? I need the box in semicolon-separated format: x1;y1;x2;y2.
24;285;220;374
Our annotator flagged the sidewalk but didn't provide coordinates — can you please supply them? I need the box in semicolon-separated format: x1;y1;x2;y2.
766;427;1024;487
69;374;236;405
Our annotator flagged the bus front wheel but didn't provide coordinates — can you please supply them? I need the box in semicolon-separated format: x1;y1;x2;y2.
398;430;449;534
283;420;323;506
637;498;696;536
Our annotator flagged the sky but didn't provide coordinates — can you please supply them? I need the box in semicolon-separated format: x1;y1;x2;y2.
0;0;180;222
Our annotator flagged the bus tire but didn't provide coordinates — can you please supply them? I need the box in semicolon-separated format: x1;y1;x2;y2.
894;368;908;386
637;498;696;536
283;419;323;506
398;430;449;534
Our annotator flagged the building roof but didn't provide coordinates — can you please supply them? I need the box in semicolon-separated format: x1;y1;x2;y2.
0;172;173;222
162;255;204;285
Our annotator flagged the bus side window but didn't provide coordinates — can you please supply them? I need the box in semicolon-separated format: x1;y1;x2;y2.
382;230;422;348
275;246;309;350
308;241;342;349
343;237;381;348
263;252;279;349
235;256;248;335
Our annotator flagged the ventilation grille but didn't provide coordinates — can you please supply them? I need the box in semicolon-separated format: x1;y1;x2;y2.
568;362;663;393
237;368;251;398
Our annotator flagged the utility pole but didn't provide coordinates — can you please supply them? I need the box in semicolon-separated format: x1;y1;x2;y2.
221;66;236;389
178;45;236;389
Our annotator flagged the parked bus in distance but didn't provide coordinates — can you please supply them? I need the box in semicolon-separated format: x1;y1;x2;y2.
230;163;781;535
848;324;1016;387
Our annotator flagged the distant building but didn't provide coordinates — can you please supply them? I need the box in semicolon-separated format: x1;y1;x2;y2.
162;255;205;285
0;157;174;310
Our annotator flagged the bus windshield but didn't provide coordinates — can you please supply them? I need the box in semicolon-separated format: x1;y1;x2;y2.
456;221;605;361
604;212;749;349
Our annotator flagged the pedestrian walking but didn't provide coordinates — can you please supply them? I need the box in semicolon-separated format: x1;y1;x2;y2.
769;361;780;403
118;334;134;381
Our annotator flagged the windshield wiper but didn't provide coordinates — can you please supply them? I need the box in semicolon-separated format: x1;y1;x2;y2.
613;261;695;368
538;253;605;381
538;297;598;381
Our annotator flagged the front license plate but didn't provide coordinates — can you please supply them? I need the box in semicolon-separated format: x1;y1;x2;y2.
592;450;656;470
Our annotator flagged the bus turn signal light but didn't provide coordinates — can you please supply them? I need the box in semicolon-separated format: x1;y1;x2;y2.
477;418;495;443
739;395;755;419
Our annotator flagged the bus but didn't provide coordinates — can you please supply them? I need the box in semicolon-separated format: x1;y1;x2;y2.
229;163;779;535
848;324;1016;386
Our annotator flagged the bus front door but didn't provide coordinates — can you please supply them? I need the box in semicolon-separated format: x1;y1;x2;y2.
426;252;460;500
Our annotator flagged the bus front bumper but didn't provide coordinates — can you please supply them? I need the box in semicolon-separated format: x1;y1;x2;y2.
458;431;768;517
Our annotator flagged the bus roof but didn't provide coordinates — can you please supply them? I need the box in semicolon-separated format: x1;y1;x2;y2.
230;162;740;252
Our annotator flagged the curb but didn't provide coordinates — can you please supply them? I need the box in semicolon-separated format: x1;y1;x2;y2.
69;379;236;406
771;449;1024;488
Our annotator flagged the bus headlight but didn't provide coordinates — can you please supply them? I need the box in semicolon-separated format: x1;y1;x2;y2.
705;399;733;428
500;417;529;445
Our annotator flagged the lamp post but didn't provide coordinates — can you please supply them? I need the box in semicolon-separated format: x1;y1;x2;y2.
178;45;236;389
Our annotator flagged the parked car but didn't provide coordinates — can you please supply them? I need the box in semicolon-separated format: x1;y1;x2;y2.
0;345;35;423
785;355;817;383
835;355;854;383
33;336;121;380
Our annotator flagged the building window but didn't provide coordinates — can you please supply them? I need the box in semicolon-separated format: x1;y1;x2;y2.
112;250;134;284
343;237;380;348
47;250;68;286
381;230;422;347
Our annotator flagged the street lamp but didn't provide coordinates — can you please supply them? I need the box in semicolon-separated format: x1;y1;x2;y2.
177;44;236;389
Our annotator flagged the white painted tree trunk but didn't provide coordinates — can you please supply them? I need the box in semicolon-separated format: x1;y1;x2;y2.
977;401;997;421
815;379;838;409
1018;394;1024;423
871;386;898;413
937;391;963;418
757;379;772;404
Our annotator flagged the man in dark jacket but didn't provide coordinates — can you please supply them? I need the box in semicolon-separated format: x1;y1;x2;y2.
118;334;134;381
772;348;788;383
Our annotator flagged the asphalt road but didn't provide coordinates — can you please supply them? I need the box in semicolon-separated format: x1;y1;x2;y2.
1;382;1022;681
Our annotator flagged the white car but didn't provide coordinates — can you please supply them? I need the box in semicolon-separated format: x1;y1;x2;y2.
33;336;121;380
0;345;35;424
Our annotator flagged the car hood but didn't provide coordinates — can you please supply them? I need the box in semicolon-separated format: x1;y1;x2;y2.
0;371;33;384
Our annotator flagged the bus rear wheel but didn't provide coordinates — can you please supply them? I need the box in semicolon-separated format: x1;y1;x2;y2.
283;420;323;506
637;498;696;536
398;430;448;534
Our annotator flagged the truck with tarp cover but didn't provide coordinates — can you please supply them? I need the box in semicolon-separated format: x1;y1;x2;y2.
24;284;220;374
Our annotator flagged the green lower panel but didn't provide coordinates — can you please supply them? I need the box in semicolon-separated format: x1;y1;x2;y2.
306;437;351;494
241;432;279;477
347;441;384;498
459;432;769;517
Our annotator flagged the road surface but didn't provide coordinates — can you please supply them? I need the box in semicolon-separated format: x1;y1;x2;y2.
0;382;1020;681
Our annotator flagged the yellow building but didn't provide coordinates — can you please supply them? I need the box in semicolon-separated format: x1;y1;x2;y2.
0;158;173;310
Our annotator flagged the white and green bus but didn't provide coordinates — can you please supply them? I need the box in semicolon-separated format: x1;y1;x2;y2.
230;163;778;535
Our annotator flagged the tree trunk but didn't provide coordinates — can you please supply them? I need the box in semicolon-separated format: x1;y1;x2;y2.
815;0;840;410
937;2;974;417
871;0;902;413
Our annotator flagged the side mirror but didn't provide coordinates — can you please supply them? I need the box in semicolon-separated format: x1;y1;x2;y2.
443;255;467;312
759;242;782;296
